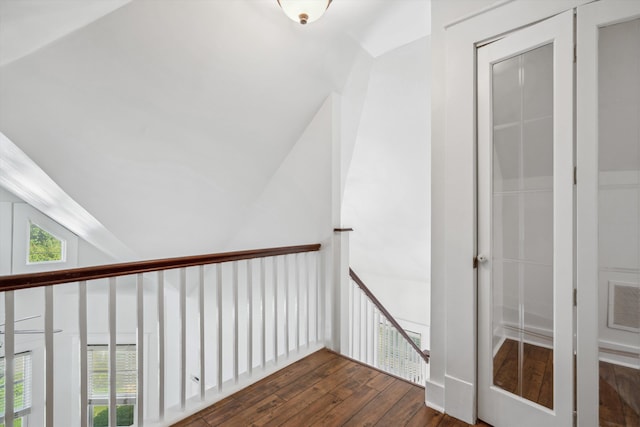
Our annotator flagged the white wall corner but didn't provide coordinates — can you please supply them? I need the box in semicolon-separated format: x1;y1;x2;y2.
444;374;476;424
331;92;343;228
425;378;445;413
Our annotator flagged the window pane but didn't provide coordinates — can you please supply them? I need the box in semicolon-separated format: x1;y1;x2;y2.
92;405;134;427
88;346;137;400
28;222;64;263
0;353;32;417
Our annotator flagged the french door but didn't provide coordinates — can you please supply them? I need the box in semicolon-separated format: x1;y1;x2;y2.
577;1;640;426
479;1;640;426
477;10;575;427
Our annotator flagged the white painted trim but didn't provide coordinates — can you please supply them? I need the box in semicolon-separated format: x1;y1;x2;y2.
444;0;516;30
425;378;445;412
444;375;476;425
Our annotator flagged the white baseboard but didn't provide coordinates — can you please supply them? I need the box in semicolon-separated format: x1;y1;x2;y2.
599;339;640;368
425;378;444;412
444;374;476;424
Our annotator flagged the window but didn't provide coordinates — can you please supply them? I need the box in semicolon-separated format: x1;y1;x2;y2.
11;203;78;274
28;222;65;263
87;345;136;427
0;352;32;427
377;323;422;380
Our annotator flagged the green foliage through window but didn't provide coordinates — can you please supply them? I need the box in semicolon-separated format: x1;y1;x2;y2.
29;222;64;263
92;405;134;427
0;353;31;427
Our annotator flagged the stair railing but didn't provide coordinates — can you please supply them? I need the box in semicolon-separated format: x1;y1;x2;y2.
347;268;429;385
0;243;324;427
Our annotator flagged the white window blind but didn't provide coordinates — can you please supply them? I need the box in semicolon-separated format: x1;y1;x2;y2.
87;345;136;405
0;351;33;421
377;323;422;376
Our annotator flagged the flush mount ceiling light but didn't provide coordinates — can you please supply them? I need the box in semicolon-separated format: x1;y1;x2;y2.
277;0;332;25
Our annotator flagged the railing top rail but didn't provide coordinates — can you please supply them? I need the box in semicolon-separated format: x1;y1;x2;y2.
349;268;430;363
0;243;321;292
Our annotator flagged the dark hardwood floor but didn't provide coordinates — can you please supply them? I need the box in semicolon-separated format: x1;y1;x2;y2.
172;349;490;427
493;338;640;426
493;339;554;410
600;360;640;427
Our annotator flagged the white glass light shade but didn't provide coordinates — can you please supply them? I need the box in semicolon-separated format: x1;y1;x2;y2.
277;0;331;25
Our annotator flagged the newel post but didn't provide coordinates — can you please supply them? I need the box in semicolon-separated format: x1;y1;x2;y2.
331;228;352;354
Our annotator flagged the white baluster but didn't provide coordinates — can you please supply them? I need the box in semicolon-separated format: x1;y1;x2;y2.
232;262;239;383
5;291;15;427
180;268;186;409
199;266;205;400
349;281;355;357
246;259;253;376
216;265;222;391
305;252;310;348
295;253;300;352
284;255;289;357
79;281;88;427
45;286;54;426
273;256;278;363
136;274;145;425
157;271;165;418
260;258;266;369
109;278;117;427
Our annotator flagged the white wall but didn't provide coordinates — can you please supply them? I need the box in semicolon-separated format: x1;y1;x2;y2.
342;36;431;332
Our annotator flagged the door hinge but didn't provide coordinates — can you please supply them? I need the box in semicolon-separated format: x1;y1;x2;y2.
573;166;577;185
573;288;577;307
574;45;577;63
473;257;478;269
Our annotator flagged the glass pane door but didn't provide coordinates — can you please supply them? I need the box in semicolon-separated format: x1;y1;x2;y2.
491;43;555;409
478;9;574;427
577;2;640;425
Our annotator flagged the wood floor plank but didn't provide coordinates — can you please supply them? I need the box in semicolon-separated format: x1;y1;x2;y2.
438;414;474;427
199;352;337;425
172;349;489;427
331;363;382;400
342;379;413;426
374;386;426;426
277;391;345;427
274;354;351;400
537;348;553;409
599;361;627;426
521;344;549;404
613;363;640;427
310;385;381;426
178;416;209;427
404;404;445;427
493;339;516;379
217;394;284;426
493;339;520;394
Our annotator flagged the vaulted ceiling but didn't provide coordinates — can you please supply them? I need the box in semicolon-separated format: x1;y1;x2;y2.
0;0;430;261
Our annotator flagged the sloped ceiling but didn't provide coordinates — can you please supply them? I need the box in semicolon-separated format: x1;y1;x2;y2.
0;0;429;260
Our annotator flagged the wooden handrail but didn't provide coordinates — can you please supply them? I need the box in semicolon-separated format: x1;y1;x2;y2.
0;243;321;292
349;268;429;363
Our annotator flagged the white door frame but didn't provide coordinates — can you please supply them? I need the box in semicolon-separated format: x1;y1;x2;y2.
438;0;591;423
576;1;640;425
477;9;575;426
